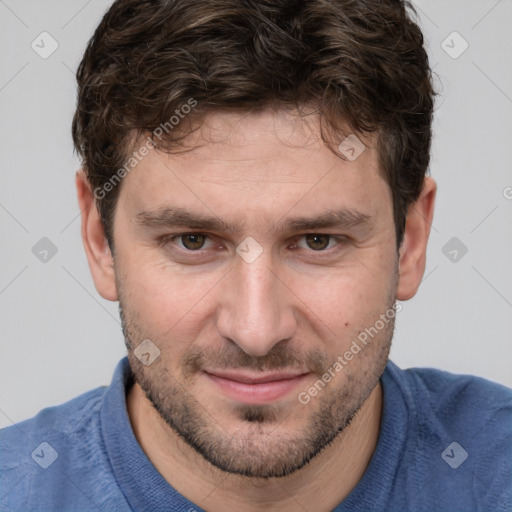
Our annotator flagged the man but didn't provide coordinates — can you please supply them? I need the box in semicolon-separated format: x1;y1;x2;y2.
1;0;510;510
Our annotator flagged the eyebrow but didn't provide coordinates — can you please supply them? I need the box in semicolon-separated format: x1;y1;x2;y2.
135;207;372;234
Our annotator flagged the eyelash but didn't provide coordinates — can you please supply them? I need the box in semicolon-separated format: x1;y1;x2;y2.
159;233;349;255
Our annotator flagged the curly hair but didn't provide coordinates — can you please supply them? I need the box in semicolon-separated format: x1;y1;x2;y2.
72;0;435;248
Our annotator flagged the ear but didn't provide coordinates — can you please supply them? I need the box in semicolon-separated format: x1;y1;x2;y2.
397;177;437;301
75;170;118;301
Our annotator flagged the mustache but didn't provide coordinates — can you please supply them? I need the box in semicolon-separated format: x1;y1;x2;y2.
181;344;329;378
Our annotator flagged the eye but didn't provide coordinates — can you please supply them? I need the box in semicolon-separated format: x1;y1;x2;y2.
175;233;213;251
295;234;340;251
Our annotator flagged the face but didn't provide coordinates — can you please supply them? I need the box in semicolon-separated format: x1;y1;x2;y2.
112;110;398;478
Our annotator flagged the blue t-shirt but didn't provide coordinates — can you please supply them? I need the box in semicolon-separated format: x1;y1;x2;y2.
1;358;511;511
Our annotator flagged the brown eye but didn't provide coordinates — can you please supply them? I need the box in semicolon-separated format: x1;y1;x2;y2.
305;234;331;250
180;234;207;250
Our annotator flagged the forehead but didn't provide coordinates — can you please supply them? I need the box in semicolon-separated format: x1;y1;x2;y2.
160;109;376;170
119;109;390;228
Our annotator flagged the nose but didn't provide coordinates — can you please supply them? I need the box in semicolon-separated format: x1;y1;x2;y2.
216;253;298;357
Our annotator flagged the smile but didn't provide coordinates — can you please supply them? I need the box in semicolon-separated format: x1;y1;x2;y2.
203;370;311;404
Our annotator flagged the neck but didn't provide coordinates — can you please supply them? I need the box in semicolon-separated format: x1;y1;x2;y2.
127;380;382;512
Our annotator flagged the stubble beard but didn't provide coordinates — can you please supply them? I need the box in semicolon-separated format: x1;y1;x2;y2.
118;269;397;478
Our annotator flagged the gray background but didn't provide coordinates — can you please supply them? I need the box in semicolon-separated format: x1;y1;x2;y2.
0;0;511;429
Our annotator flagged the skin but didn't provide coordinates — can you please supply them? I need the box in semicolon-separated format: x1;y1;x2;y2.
77;109;436;512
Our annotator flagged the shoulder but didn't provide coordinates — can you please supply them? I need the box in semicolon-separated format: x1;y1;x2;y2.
0;382;129;511
1;385;107;450
393;363;512;430
384;362;512;511
387;362;512;450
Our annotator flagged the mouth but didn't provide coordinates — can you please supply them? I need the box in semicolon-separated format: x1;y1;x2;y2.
203;370;311;405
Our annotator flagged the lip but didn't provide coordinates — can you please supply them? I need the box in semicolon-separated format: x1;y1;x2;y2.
204;370;310;404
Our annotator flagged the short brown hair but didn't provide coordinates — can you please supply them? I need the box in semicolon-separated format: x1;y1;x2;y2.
72;0;435;247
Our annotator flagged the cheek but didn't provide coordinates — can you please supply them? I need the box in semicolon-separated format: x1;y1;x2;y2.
117;253;223;345
292;251;397;338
